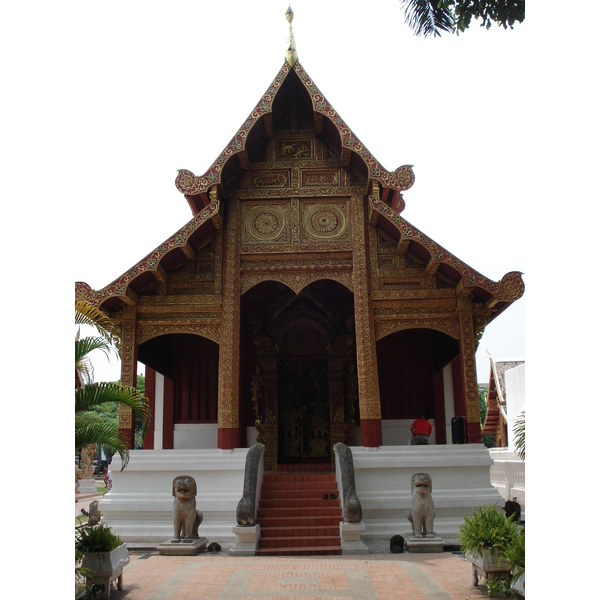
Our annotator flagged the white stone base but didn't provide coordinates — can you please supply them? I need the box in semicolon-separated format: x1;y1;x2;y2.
229;525;261;556
404;532;445;553
158;537;208;556
99;445;502;546
77;477;99;495
339;521;369;554
351;444;504;546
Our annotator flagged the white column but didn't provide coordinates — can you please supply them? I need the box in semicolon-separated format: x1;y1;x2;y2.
153;372;164;450
443;364;456;444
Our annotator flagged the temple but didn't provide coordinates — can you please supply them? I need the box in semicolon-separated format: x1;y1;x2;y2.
76;6;524;549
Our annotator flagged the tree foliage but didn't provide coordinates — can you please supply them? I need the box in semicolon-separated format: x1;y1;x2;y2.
75;301;150;468
400;0;525;38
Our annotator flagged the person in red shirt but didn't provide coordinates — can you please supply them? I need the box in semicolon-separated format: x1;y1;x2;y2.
410;411;432;445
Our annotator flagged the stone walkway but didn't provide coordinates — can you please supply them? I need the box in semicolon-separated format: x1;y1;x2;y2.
93;547;497;600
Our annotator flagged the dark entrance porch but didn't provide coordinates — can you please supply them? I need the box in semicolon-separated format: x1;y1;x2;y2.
241;280;356;470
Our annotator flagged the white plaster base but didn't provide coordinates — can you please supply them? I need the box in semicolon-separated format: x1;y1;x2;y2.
351;444;504;546
339;521;369;554
158;537;208;556
404;532;445;553
99;445;502;547
99;449;249;543
229;525;261;556
77;478;99;495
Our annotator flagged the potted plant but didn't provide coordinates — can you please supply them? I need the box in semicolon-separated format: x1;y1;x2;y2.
458;504;520;595
76;522;129;599
503;527;525;598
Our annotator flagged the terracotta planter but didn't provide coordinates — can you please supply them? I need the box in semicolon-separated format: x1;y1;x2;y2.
466;547;510;587
81;544;129;599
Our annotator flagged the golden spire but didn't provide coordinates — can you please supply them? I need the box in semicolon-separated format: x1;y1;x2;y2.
285;2;297;67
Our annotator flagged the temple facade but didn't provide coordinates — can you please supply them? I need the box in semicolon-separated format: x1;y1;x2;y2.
75;28;523;471
75;7;525;546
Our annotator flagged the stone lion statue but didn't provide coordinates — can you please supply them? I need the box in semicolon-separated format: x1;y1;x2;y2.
172;476;203;542
407;472;435;538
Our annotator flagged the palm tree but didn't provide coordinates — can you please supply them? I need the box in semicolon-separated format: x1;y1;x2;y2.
400;0;454;38
399;1;525;38
75;300;150;469
513;409;525;461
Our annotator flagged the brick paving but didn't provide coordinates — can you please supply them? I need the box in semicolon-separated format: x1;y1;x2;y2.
99;550;496;600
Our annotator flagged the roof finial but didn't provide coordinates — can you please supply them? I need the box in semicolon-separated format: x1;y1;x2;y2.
285;2;297;67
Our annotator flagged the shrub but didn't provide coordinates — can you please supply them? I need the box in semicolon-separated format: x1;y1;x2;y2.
458;504;520;558
76;522;123;554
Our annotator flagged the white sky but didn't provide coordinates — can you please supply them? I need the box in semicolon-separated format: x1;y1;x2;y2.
64;0;533;385
3;2;599;592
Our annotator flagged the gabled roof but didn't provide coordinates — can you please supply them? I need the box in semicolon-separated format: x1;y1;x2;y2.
174;59;416;216
482;356;525;435
75;22;524;317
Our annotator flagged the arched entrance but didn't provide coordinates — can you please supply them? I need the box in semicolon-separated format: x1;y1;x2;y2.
376;328;459;445
241;280;357;469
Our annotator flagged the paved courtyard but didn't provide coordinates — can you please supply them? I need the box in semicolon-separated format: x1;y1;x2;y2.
97;547;496;600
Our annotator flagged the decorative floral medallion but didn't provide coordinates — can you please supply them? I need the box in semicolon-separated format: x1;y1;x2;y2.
303;203;347;240
245;204;287;243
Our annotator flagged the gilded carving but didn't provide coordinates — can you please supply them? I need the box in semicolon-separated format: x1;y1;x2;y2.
351;195;382;422
252;171;289;189
217;199;242;434
301;170;340;187
301;201;349;242
277;139;312;159
241;270;353;296
118;406;133;429
458;305;480;423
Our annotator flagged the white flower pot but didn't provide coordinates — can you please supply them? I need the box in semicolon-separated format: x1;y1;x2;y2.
511;570;525;597
466;547;510;587
81;544;129;599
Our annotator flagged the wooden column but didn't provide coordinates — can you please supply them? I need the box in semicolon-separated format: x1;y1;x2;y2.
117;315;137;449
457;298;482;442
217;197;241;449
352;195;382;447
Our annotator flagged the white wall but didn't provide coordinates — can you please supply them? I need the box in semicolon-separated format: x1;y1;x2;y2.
505;363;525;450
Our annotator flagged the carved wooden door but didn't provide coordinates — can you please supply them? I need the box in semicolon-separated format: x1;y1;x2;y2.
277;359;330;460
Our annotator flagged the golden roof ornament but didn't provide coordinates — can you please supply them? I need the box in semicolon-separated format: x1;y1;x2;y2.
285;2;297;67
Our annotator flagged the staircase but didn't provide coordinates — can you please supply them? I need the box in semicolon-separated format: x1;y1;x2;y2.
256;469;342;556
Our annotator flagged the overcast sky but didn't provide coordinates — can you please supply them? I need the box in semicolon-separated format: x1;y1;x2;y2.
60;0;533;384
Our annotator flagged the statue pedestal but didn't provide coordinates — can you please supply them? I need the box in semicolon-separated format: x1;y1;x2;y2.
404;532;445;553
229;525;261;556
158;537;208;556
339;521;369;555
77;477;98;495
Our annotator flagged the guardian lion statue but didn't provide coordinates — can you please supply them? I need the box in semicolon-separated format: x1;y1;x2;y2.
407;472;435;538
172;476;203;542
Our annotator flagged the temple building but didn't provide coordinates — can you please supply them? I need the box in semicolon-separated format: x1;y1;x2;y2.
75;6;524;548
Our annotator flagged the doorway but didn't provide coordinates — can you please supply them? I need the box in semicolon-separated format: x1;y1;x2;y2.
277;359;330;461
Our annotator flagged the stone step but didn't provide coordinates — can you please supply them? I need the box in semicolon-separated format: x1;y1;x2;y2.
258;514;341;528
260;525;339;538
256;544;342;556
257;469;342;556
259;535;342;549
